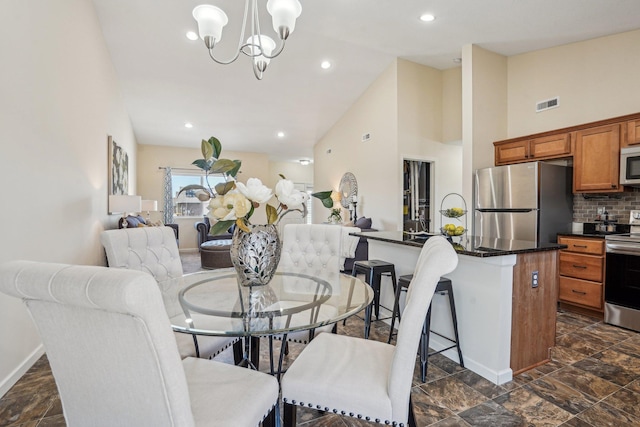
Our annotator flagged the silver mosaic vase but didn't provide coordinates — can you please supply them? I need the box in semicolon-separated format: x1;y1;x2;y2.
230;224;282;287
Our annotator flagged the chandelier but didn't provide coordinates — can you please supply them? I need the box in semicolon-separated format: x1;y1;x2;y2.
192;0;302;80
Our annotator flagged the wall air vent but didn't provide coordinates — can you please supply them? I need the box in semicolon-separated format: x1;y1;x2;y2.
536;97;560;113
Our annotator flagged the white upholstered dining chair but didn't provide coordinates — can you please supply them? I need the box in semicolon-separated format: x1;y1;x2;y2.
0;261;279;427
281;235;458;427
101;227;241;361
276;224;343;346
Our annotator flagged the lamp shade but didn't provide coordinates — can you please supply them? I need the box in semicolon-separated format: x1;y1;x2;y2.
109;195;141;214
193;4;228;43
141;199;158;212
267;0;302;39
247;35;276;71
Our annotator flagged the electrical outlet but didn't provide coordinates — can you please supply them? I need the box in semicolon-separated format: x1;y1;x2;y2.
532;271;539;288
597;207;605;215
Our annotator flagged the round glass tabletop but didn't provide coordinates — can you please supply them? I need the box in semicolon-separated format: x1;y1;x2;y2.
161;270;373;337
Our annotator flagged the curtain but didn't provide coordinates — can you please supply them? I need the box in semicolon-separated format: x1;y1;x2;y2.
163;167;174;224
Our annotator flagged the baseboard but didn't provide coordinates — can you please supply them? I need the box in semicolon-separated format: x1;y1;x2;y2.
0;344;45;398
179;248;199;254
428;334;513;385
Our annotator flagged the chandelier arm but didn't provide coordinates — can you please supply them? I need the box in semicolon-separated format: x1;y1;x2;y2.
202;0;251;65
262;39;285;59
207;48;242;65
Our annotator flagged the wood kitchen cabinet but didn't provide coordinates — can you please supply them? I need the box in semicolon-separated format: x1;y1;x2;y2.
557;236;605;317
511;250;559;375
494;133;571;165
624;120;640;146
573;124;622;193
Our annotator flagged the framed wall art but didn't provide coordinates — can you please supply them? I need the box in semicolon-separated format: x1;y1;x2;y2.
108;135;129;195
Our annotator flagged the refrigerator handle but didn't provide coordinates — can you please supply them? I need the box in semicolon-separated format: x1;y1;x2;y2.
475;208;537;213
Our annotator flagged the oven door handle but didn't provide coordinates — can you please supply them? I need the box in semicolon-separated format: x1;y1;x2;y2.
606;241;640;255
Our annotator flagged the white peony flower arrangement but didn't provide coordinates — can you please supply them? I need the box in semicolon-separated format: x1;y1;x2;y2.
178;137;309;235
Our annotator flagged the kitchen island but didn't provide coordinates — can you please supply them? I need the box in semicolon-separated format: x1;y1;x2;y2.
351;231;565;385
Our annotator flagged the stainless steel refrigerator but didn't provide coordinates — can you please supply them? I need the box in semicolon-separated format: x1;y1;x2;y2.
474;162;573;243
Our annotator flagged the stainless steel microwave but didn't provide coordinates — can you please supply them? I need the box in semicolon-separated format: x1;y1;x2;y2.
620;146;640;186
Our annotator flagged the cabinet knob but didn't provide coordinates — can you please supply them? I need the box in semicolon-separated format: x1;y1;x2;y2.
611;184;617;188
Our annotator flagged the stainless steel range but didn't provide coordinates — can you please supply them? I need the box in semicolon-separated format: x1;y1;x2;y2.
604;210;640;332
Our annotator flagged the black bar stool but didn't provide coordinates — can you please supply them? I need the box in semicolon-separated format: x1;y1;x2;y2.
351;260;397;339
388;274;463;382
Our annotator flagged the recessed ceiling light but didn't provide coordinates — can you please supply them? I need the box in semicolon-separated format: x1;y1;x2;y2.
277;131;285;138
186;31;198;41
184;123;193;128
300;160;310;166
321;61;331;70
419;14;435;22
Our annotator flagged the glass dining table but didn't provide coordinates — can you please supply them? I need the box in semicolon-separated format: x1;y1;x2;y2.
158;270;374;374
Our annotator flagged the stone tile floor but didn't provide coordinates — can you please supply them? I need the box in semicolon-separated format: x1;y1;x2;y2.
1;252;639;426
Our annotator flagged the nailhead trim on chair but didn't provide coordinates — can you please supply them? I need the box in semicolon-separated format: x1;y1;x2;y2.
282;398;404;426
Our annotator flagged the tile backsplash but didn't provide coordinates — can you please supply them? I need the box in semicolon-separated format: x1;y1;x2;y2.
573;188;640;223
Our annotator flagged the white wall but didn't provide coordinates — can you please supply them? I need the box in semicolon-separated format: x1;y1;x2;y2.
268;161;313;188
0;0;137;396
313;59;465;232
442;67;463;143
508;29;640;137
397;60;463;231
137;144;272;250
314;62;399;230
461;45;508;206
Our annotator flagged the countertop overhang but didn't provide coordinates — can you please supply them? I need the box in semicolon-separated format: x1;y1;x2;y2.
351;231;566;257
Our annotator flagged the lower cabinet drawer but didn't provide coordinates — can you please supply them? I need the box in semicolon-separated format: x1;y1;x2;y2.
559;277;603;309
559;252;603;282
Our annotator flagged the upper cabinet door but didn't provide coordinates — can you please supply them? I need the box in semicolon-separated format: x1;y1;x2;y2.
494;133;571;166
573;124;622;193
529;133;572;159
625;120;640;146
495;140;529;165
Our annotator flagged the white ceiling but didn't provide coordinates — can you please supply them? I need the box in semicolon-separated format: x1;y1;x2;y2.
92;0;640;162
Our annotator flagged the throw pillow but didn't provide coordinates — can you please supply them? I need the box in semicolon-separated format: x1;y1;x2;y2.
125;215;141;228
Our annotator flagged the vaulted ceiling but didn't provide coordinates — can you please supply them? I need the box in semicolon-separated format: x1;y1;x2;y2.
92;0;640;162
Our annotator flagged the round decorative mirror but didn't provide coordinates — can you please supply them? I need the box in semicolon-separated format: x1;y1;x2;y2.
338;172;358;209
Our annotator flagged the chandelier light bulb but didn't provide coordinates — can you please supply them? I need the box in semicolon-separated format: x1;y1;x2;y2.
267;0;302;40
192;5;228;47
248;35;276;71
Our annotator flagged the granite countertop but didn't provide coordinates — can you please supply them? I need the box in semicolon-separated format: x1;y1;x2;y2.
558;231;615;238
558;222;631;239
351;231;566;258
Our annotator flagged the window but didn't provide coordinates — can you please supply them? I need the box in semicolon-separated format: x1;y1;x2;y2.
172;172;225;218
